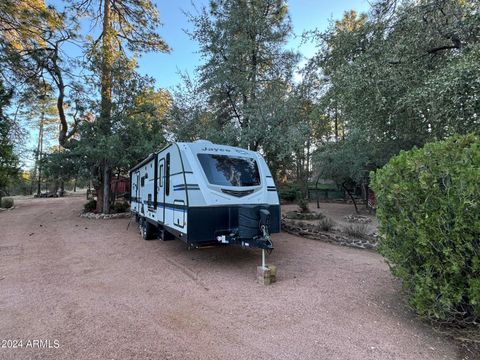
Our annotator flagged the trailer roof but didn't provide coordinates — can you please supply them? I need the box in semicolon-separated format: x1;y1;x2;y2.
129;141;259;174
129;143;173;173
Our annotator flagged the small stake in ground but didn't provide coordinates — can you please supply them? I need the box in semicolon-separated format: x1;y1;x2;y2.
257;247;276;285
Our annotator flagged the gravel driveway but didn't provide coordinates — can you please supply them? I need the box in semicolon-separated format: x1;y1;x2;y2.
0;197;461;359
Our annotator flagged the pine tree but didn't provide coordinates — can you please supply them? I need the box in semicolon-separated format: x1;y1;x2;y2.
73;0;169;213
189;0;297;150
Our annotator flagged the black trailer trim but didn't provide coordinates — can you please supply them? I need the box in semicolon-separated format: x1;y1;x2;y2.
161;222;186;239
143;200;187;211
153;153;158;209
187;204;281;244
170;170;194;177
174;184;200;191
142;215;186;239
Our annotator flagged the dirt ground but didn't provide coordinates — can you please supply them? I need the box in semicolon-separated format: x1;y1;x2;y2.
0;197;467;359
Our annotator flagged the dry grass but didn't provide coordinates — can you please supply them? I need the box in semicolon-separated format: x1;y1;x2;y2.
344;223;369;239
315;217;336;232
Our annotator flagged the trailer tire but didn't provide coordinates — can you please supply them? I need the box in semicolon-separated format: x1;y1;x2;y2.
141;219;156;240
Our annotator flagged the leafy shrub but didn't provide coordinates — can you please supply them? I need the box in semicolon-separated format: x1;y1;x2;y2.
1;197;14;209
112;202;130;213
83;199;97;213
278;184;300;202
296;193;310;213
371;134;480;323
315;217;335;232
344;223;369;239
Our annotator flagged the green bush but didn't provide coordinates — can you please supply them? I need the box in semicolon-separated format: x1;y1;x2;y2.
297;195;310;213
112;202;130;213
278;184;300;202
1;197;14;209
371;134;480;323
84;199;97;213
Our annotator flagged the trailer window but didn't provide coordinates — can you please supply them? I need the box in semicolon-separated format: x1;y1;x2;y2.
159;164;164;187
197;154;260;187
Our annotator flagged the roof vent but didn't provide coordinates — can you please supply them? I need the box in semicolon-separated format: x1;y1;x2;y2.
194;139;213;144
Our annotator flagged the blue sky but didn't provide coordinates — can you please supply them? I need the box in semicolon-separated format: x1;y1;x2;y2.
136;0;371;90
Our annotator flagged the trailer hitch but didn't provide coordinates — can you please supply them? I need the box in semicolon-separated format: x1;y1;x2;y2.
254;225;273;252
254;208;273;253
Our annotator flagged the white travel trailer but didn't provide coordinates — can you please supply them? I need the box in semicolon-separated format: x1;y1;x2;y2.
129;140;280;250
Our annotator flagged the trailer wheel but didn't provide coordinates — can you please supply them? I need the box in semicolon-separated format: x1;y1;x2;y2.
141;219;156;240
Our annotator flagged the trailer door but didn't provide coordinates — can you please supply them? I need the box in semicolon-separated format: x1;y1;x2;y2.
157;157;165;223
135;171;140;213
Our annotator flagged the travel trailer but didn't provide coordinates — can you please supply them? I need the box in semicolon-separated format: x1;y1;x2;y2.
129;140;280;250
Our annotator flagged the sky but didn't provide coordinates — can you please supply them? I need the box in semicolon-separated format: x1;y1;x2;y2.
136;0;371;90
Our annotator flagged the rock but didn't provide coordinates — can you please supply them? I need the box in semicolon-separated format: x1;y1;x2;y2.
80;212;132;220
344;215;372;224
257;265;276;285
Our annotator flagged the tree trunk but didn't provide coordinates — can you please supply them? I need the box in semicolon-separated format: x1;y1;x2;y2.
98;0;113;214
112;173;119;207
315;175;321;209
102;165;110;214
342;181;359;214
96;186;103;213
32;117;43;195
334;104;339;142
36;117;44;196
304;138;311;200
